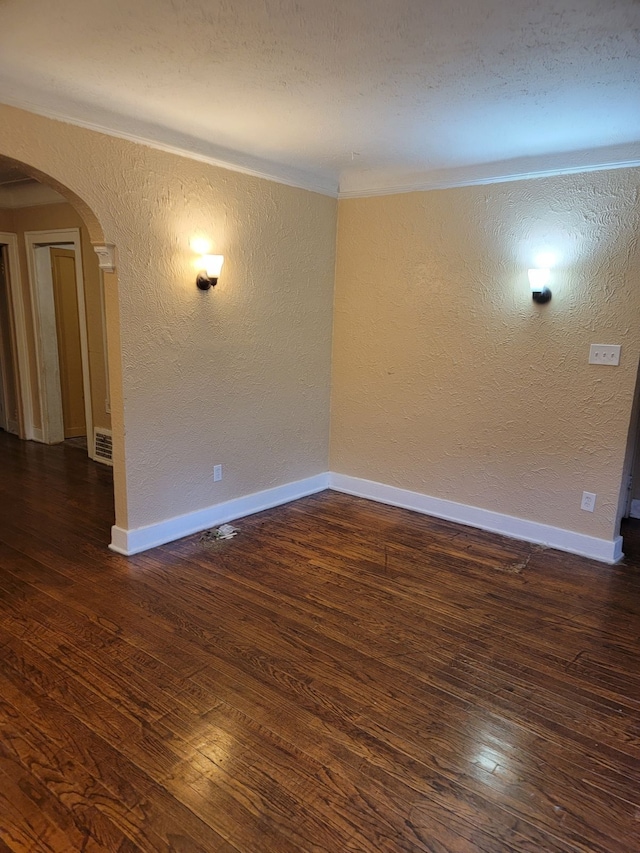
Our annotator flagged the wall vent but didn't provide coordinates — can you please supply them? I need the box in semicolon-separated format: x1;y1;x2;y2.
94;428;113;466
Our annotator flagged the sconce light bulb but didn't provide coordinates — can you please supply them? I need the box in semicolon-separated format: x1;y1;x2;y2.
535;251;557;269
190;237;211;255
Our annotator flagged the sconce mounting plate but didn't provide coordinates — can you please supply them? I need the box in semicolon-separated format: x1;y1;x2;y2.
196;273;218;290
532;286;552;304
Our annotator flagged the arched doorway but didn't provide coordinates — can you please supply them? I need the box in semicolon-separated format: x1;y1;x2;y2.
0;154;120;545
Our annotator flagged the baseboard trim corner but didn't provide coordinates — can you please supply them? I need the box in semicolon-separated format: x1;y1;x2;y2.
328;473;623;564
109;472;329;556
108;469;623;563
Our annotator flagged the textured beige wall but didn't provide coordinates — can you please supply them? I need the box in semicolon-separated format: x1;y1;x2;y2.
4;202;111;434
5;101;637;550
331;171;640;542
0;105;336;533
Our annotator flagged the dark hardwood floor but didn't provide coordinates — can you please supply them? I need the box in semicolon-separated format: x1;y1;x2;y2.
1;429;639;852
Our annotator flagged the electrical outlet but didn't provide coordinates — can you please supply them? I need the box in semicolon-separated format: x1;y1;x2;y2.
589;344;620;366
581;491;596;512
213;464;222;482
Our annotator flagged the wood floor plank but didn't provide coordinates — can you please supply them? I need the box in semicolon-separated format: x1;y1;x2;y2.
0;655;241;852
1;431;640;851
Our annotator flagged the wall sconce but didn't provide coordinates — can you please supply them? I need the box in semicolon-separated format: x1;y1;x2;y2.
196;254;224;290
528;268;551;304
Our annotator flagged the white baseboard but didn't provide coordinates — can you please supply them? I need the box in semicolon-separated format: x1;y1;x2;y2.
108;469;624;564
329;473;624;564
31;427;44;442
109;472;330;556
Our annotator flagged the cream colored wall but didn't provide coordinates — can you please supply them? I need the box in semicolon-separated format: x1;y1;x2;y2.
331;171;640;542
4;202;111;434
0;105;336;533
4;102;636;550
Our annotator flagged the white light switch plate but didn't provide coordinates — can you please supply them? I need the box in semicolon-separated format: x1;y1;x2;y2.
589;344;620;366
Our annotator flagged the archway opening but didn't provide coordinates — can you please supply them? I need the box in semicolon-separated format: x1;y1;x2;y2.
0;154;118;546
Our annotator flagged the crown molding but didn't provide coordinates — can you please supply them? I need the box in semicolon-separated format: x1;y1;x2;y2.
0;96;339;198
338;142;640;198
3;97;639;202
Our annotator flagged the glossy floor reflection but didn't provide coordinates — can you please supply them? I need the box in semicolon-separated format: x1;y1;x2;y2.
0;430;639;851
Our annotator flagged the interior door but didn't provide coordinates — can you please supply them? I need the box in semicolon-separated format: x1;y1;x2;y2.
50;247;86;438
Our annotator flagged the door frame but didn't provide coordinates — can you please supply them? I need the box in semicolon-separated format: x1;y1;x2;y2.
0;316;8;431
0;246;12;432
0;293;18;433
25;228;94;454
0;232;31;439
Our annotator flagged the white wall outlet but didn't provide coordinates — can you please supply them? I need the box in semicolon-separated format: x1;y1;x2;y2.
213;464;222;482
581;491;596;512
589;344;621;366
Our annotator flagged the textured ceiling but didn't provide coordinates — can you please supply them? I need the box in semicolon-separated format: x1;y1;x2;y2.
0;0;639;196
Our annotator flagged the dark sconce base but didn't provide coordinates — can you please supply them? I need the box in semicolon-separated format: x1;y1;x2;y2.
196;274;219;290
532;287;552;304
